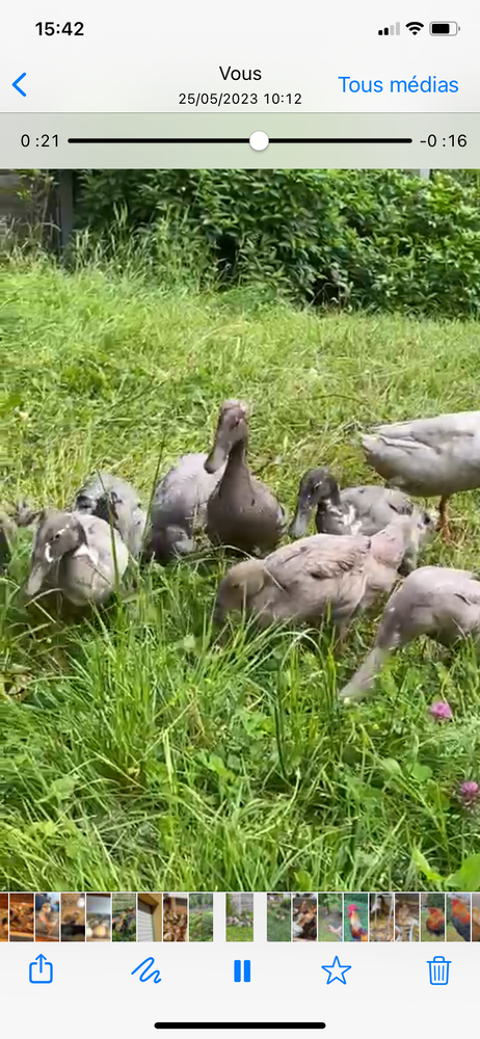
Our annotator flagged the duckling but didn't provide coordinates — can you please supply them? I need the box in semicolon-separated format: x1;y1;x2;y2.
361;410;480;540
146;452;225;563
204;400;286;554
215;512;431;636
290;467;415;538
74;472;146;558
24;509;129;607
339;565;480;702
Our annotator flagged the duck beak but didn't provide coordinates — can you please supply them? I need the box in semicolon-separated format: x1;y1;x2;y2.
289;506;310;539
24;556;51;598
204;443;228;474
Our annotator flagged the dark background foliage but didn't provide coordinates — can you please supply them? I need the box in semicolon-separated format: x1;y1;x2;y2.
73;168;480;316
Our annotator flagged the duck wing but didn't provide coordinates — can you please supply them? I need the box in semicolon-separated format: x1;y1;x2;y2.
362;412;480;494
152;452;223;531
340;486;413;535
264;534;371;586
367;412;480;453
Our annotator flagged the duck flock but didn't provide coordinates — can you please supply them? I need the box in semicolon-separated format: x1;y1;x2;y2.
3;401;480;700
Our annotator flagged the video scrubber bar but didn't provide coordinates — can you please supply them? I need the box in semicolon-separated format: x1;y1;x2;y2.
67;136;413;144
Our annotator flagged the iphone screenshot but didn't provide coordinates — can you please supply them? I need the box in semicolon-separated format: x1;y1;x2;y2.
1;2;479;1037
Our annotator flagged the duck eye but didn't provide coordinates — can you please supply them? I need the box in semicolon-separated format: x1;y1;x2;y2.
52;532;61;541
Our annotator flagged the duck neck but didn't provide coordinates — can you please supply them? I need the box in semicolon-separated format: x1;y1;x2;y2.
318;477;342;511
226;437;248;468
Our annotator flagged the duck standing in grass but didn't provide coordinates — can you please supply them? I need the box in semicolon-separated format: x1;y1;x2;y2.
215;512;431;636
339;565;480;702
290;467;416;538
24;509;129;607
361;410;480;540
204;399;286;554
145;451;225;563
74;472;147;558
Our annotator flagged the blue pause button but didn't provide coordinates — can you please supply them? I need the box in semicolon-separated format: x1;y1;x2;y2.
234;960;251;982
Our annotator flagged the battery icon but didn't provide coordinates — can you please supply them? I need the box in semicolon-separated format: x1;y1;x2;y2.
429;21;460;34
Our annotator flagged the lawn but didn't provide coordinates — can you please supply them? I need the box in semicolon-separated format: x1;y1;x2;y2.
2;256;480;892
226;926;254;942
267;899;291;941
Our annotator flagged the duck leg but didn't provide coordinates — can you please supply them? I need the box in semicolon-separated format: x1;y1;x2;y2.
438;496;452;543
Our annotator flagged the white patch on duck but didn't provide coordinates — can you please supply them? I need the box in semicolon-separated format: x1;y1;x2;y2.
72;542;100;566
44;544;53;563
326;499;361;534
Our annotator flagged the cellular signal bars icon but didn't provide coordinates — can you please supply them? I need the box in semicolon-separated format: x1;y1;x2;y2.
378;22;400;35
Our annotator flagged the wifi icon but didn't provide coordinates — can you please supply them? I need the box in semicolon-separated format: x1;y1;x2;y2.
406;21;424;34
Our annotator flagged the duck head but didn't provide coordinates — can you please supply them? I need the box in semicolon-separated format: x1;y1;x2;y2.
214;558;266;622
396;506;436;575
25;510;87;597
289;467;340;538
204;400;249;473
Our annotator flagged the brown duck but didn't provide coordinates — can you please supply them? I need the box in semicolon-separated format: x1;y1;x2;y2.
204;400;286;554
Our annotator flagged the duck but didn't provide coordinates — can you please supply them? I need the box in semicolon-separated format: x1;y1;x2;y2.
24;509;129;607
339;565;480;702
361;410;480;540
74;472;147;558
204;400;286;554
145;452;225;563
290;467;416;539
214;512;432;637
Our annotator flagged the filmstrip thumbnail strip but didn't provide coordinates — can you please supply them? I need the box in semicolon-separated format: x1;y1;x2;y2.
0;893;478;942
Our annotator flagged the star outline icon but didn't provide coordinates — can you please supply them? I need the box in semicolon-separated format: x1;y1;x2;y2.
321;955;352;985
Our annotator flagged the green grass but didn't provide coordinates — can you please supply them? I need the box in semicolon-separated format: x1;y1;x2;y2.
226;926;254;942
2;256;480;891
267;900;291;941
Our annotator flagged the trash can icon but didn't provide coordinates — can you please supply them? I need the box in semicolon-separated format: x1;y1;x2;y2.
427;955;451;986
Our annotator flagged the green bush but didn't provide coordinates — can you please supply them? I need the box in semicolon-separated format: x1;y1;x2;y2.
189;911;214;942
74;169;480;316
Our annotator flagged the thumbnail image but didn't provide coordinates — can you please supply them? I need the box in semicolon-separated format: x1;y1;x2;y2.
395;894;420;942
4;166;480;895
472;895;480;941
35;893;60;942
446;893;471;942
317;894;343;942
344;896;368;942
112;893;136;941
0;894;8;941
369;894;394;942
226;894;254;941
292;894;317;942
61;893;86;942
189;893;213;942
9;893;34;941
137;894;162;941
266;893;291;942
86;893;111;941
420;894;445;942
163;894;188;941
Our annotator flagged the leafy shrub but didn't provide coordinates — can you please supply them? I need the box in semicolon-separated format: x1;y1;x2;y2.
189;911;214;942
74;169;480;316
